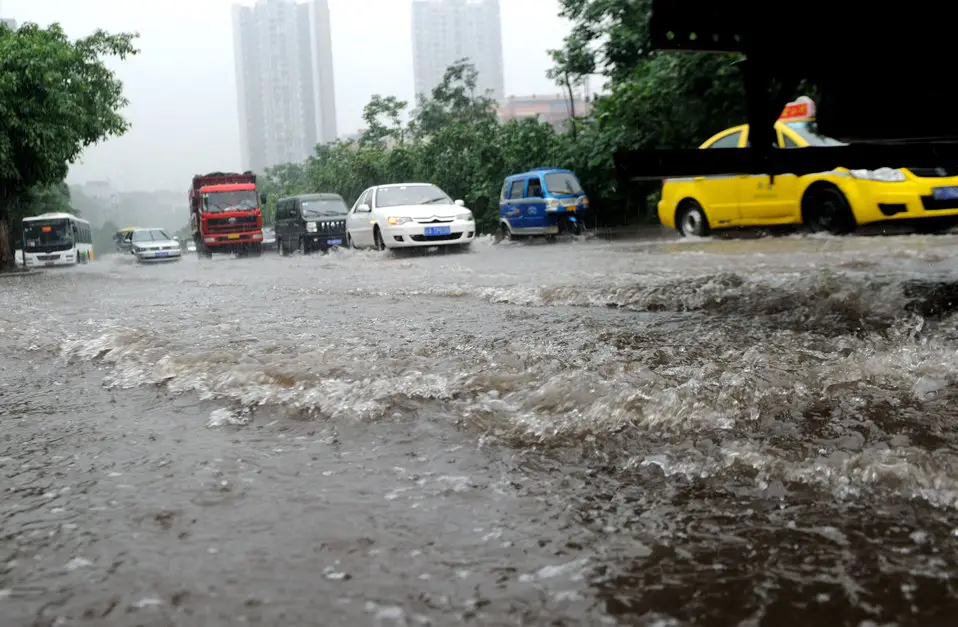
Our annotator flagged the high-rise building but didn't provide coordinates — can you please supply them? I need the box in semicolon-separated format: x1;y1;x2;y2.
412;0;505;101
1;17;18;29
232;0;338;173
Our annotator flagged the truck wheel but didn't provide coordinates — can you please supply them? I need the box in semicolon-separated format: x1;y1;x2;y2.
249;243;263;257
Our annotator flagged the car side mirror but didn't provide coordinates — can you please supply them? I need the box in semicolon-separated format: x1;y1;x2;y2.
358;204;371;213
454;199;465;207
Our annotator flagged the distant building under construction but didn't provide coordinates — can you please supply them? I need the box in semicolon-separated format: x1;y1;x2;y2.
496;94;592;129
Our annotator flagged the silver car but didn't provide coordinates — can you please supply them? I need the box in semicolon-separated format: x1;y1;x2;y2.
130;228;182;263
262;226;276;251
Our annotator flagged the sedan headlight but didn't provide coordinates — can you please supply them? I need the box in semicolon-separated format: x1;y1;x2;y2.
849;168;906;183
456;212;474;221
387;216;413;225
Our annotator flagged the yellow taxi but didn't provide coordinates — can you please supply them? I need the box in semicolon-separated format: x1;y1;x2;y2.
659;97;958;236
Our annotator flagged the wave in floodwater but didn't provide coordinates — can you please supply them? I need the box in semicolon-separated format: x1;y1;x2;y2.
36;266;958;514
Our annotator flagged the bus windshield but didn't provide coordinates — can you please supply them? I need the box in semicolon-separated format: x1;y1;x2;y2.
23;219;74;252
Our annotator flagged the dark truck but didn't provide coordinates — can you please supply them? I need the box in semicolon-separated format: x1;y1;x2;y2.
189;171;267;257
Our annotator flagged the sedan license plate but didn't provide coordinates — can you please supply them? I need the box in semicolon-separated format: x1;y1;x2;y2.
424;226;451;237
327;239;342;246
155;252;169;257
45;261;55;266
932;186;958;200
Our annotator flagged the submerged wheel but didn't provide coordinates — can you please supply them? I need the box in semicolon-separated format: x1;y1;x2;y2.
677;200;710;237
373;227;386;251
803;185;856;235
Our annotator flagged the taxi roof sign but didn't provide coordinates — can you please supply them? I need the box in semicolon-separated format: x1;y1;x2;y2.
779;96;816;121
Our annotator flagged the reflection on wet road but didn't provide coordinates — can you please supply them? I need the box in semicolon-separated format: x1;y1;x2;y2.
3;232;958;626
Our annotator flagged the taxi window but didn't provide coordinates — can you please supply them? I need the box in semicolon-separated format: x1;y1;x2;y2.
785;121;844;146
706;131;742;149
782;133;801;149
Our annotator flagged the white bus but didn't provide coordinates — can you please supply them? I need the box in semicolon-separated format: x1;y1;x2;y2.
21;213;94;267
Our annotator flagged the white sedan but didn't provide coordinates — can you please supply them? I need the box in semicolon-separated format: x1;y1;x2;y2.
129;228;182;263
345;183;476;251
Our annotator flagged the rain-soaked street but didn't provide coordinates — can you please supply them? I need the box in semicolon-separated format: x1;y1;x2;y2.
3;232;958;627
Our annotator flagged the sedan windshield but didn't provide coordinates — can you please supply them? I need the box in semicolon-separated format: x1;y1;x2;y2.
204;190;258;212
376;185;451;208
132;229;172;243
302;199;349;217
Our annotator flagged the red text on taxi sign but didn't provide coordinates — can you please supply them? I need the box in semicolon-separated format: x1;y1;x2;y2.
779;96;816;121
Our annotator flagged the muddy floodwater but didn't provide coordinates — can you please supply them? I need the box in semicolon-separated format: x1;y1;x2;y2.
3;232;958;627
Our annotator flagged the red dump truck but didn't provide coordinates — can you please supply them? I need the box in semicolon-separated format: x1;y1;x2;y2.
189;171;267;257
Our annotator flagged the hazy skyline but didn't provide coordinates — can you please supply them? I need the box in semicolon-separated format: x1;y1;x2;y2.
2;0;571;192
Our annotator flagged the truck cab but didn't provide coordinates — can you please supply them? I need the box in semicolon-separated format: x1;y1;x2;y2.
189;172;266;257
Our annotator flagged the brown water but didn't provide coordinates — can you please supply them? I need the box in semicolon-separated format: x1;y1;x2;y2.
2;232;958;626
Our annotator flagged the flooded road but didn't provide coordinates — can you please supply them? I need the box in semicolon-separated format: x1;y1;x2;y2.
3;232;958;626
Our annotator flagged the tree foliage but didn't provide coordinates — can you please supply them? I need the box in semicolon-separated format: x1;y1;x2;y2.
0;21;138;269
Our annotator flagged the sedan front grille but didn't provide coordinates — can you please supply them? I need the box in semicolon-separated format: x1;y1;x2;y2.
410;233;463;242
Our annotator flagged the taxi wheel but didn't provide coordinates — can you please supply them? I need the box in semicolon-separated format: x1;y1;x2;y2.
678;201;710;237
803;186;855;235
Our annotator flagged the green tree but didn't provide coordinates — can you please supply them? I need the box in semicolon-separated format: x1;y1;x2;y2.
360;95;408;147
547;32;595;139
0;21;138;269
412;60;498;139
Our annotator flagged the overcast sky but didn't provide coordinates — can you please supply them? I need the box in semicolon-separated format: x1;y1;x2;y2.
2;0;571;192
